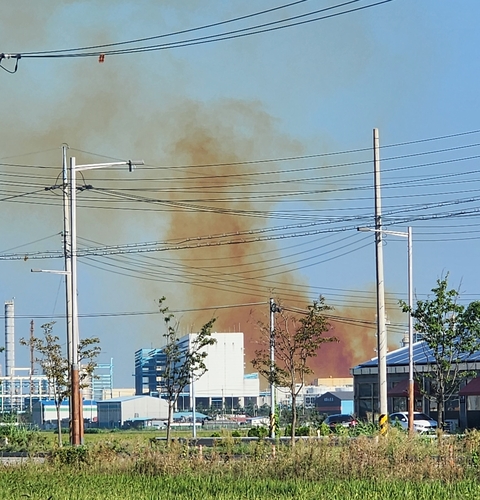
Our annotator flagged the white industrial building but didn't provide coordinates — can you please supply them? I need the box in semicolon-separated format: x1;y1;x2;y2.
135;332;260;411
192;332;259;407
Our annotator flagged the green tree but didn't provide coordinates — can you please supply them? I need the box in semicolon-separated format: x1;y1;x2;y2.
20;322;100;446
400;275;480;430
158;298;217;443
252;297;337;445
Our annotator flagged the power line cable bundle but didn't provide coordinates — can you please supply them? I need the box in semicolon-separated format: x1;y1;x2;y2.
1;0;392;72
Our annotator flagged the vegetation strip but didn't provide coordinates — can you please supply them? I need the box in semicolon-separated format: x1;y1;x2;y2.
0;428;480;498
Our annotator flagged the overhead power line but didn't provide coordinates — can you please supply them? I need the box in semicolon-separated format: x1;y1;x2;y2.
0;223;367;261
20;0;311;57
2;133;480;185
3;0;393;68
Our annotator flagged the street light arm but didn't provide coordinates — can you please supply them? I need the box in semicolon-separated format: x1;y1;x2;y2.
67;155;143;446
358;224;415;434
74;160;144;172
31;269;69;275
357;227;408;238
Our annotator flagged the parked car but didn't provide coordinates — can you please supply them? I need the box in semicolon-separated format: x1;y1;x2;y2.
151;421;167;430
323;414;358;430
389;412;438;433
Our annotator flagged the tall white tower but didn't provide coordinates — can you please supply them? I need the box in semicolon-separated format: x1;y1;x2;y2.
4;300;15;377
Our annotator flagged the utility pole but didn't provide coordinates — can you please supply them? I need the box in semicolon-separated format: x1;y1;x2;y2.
69;156;144;446
373;128;388;422
359;225;414;433
62;145;73;367
33;149;142;445
69;156;81;445
269;298;281;439
29;320;34;414
407;226;414;435
62;144;75;445
191;372;196;439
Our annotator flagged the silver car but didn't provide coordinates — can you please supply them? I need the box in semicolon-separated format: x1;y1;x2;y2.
389;412;438;433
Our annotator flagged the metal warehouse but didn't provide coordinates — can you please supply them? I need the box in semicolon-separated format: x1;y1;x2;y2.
352;341;480;430
97;395;168;428
33;399;97;429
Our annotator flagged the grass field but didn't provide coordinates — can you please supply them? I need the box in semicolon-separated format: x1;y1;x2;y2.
1;470;480;500
2;428;480;499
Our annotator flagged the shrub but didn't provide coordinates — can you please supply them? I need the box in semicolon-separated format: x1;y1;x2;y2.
284;424;315;437
84;428;104;434
53;427;69;434
296;425;314;436
349;420;378;436
248;426;268;438
50;445;89;466
0;424;46;452
317;422;331;436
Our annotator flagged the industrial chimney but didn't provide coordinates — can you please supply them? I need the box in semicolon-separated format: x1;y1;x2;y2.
4;300;14;377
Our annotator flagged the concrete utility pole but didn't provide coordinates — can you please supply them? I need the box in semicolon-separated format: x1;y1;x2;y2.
62;144;75;444
373;128;388;420
407;226;414;435
62;145;73;368
359;226;414;432
269;298;281;439
31;148;144;445
69;156;81;445
29;320;34;414
69;156;144;445
192;372;196;439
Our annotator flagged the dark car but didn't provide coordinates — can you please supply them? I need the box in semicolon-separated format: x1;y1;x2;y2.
323;414;358;429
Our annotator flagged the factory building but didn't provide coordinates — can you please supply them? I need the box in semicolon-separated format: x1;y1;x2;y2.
1;300;54;412
352;341;480;430
97;395;168;428
1;299;114;414
33;399;97;429
135;332;260;411
82;359;114;401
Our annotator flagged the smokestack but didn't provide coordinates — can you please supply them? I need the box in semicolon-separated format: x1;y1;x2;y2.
4;300;14;377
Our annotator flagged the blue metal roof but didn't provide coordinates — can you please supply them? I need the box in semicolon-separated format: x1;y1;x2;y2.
353;340;480;369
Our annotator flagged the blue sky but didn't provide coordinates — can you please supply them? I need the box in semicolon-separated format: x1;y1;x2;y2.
1;0;479;387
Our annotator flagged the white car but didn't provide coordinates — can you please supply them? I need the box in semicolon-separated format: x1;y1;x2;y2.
389;412;438;433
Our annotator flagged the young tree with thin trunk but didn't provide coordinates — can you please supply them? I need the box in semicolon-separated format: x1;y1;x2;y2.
400;275;480;430
20;322;100;446
253;297;337;445
158;298;217;443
